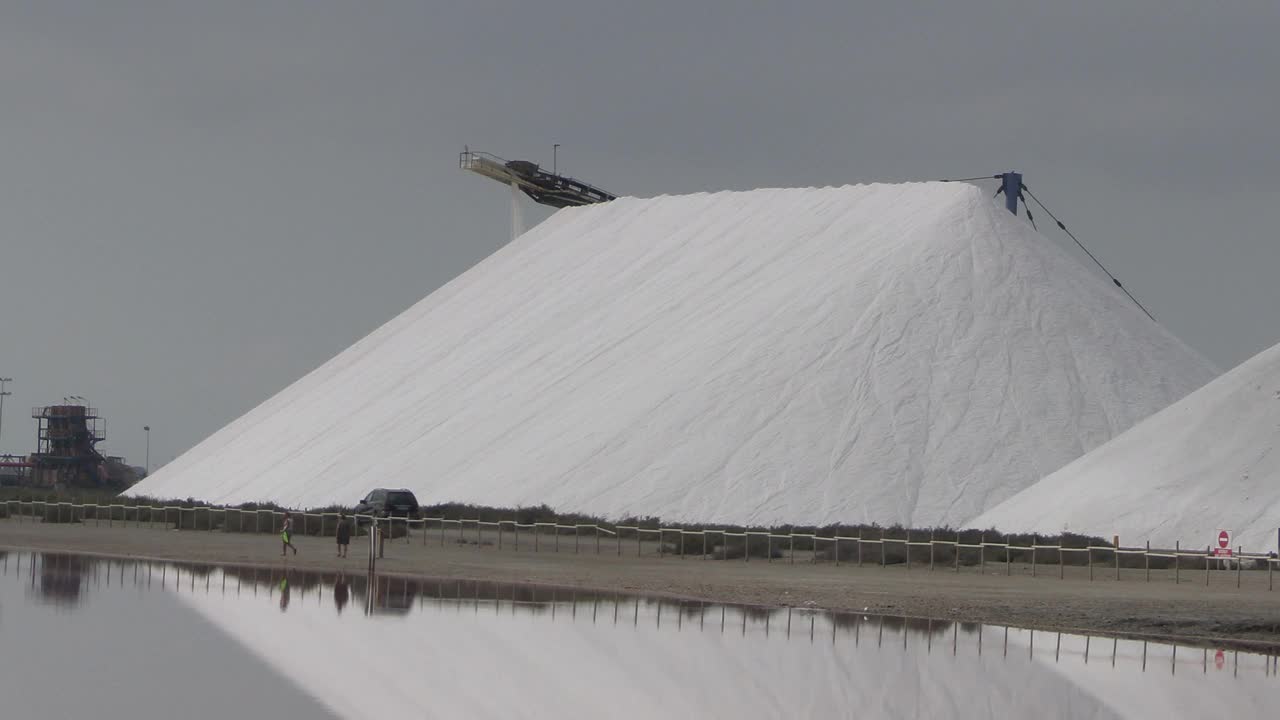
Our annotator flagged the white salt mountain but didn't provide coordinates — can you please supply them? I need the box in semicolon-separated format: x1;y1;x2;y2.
128;182;1215;527
973;340;1280;552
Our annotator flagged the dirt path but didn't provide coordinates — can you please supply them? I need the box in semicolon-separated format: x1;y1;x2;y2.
4;519;1278;648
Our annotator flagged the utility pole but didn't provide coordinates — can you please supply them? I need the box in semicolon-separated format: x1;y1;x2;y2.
0;378;12;445
144;425;151;475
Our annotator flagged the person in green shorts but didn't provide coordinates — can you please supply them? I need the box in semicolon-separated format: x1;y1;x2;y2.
281;512;298;556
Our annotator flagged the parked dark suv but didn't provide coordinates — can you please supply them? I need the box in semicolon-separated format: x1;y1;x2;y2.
354;488;421;520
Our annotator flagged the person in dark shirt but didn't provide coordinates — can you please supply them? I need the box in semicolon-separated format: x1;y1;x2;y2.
336;512;351;558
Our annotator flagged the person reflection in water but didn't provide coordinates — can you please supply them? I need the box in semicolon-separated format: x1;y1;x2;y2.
279;575;291;612
334;571;350;615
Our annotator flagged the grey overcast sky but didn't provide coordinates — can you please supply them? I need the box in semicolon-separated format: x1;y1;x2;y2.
1;1;1277;465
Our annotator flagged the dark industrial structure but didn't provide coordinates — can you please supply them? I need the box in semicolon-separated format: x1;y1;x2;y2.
30;404;106;487
18;404;138;490
0;454;29;486
460;149;616;208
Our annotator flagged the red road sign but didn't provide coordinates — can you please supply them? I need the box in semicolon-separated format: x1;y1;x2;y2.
1213;530;1234;557
1215;650;1225;670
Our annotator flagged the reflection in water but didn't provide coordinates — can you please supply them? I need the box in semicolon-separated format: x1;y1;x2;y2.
0;551;96;607
279;575;291;612
334;572;349;614
10;550;1278;667
0;551;340;720
3;551;1277;719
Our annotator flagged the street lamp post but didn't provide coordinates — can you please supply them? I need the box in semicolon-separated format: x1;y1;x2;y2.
0;378;12;445
144;426;151;475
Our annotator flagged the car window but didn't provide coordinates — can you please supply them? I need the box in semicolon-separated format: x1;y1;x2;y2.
386;491;416;506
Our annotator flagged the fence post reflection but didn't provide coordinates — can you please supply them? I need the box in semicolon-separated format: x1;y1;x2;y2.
5;548;1279;685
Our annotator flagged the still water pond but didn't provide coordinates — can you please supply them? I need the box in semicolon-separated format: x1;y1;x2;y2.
0;551;1275;719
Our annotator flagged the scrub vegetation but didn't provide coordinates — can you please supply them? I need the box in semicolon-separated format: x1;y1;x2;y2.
3;487;1235;570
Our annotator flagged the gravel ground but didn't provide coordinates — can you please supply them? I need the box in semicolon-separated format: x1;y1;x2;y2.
4;518;1279;649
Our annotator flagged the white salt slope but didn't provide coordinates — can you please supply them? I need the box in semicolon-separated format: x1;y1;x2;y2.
129;182;1215;527
973;340;1280;551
